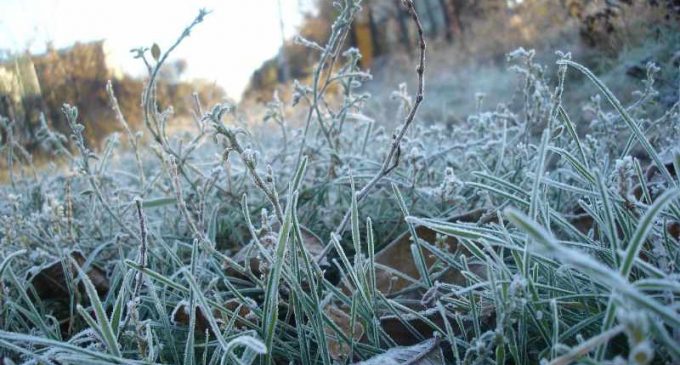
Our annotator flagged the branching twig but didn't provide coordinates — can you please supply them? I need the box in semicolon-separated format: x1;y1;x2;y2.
207;110;285;224
317;0;427;263
136;9;209;193
61;104;141;241
294;2;361;166
118;197;150;340
106;81;146;189
133;197;148;297
168;156;205;237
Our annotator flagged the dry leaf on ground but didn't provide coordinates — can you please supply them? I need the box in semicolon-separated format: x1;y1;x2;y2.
324;304;365;361
28;251;109;301
171;298;255;334
352;337;444;365
229;224;324;276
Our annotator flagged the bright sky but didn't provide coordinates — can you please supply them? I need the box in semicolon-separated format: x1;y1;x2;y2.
0;0;314;100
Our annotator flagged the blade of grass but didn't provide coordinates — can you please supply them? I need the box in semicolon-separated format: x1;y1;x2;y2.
70;256;122;357
558;59;674;184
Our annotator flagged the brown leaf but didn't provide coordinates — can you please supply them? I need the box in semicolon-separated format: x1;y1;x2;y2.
298;225;325;260
369;209;487;296
373;226;453;295
171;299;255;335
228;224;324;277
569;212;594;235
350;209;491;345
324;304;365;361
29;251;109;301
171;302;214;334
230;242;264;277
668;221;680;240
224;298;257;328
378;303;494;346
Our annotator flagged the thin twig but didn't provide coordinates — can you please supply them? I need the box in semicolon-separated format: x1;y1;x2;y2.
133;198;148;297
168;156;205;236
294;3;360;167
106;81;146;189
548;325;624;365
118;198;150;339
138;9;209;194
317;0;427;264
208;115;285;224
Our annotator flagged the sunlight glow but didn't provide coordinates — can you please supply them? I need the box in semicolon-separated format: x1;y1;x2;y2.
0;0;312;99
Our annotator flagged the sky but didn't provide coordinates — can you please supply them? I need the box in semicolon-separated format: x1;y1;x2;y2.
0;0;314;100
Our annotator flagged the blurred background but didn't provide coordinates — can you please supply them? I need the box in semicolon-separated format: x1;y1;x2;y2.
1;0;679;154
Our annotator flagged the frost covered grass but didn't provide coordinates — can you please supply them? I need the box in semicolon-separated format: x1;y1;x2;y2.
1;1;680;364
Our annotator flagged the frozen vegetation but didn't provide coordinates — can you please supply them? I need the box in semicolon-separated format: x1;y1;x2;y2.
0;1;679;364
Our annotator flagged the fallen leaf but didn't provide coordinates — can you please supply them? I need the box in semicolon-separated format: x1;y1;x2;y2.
171;301;214;334
297;225;325;260
378;303;494;346
324;304;364;362
373;226;461;295
224;298;257;329
171;298;255;335
349;209;491;345
228;224;324;277
28;251;109;301
230;242;265;277
352;337;444;365
668;222;680;240
367;209;487;296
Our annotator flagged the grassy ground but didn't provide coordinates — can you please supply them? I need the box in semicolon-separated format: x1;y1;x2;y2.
0;2;679;364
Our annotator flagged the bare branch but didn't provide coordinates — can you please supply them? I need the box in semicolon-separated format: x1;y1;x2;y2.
317;0;427;264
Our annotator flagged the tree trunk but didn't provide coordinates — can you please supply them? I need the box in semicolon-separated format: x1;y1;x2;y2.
276;0;290;83
423;0;442;38
441;0;464;42
394;0;412;52
367;5;382;57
